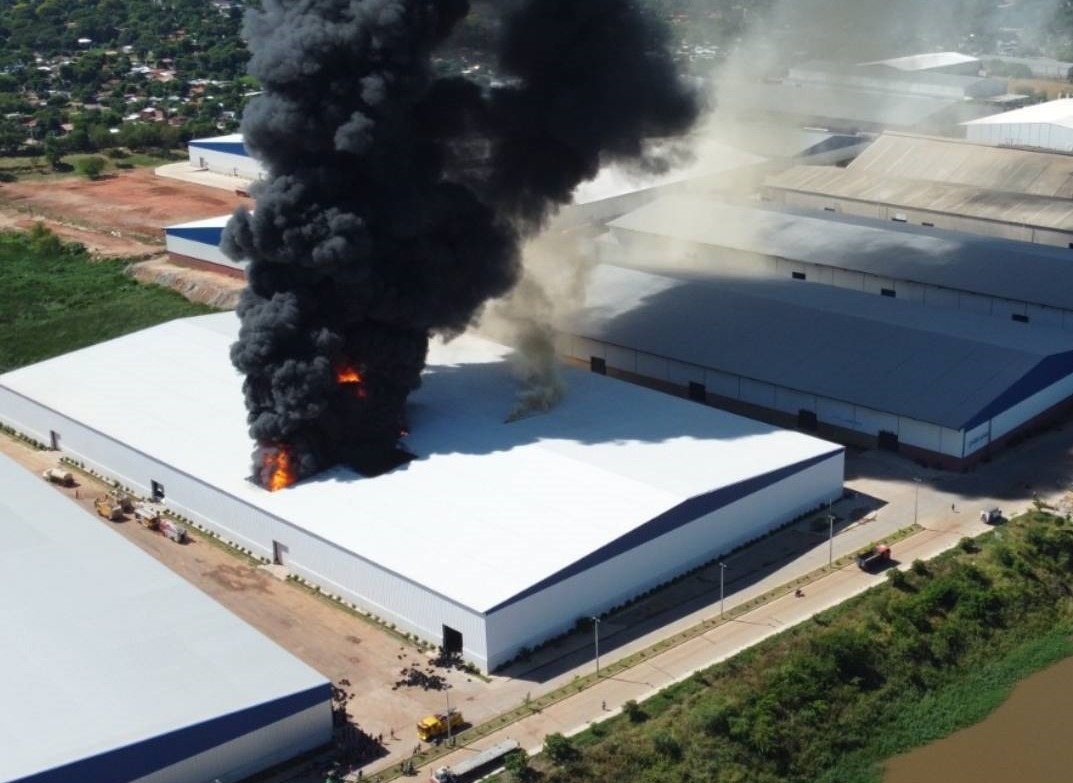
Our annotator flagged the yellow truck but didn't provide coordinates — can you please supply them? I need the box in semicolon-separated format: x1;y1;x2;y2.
416;708;463;742
94;496;124;521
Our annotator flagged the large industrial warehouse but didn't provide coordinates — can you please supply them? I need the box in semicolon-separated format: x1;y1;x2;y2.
187;133;266;181
963;98;1073;152
0;453;332;783
164;214;245;276
765;132;1073;248
0;314;843;672
555;263;1073;469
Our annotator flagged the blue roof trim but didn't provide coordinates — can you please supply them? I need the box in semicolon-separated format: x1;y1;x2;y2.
165;226;225;245
189;140;250;157
486;448;843;614
13;683;330;783
961;349;1073;431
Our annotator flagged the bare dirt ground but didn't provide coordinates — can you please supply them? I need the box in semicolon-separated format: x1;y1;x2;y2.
130;256;245;309
0;167;251;253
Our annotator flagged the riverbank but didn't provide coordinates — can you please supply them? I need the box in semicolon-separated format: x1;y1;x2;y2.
504;509;1073;783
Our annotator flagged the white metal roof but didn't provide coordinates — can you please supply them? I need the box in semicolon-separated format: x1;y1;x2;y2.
863;52;979;71
0;452;327;782
189;132;244;145
561;264;1073;431
0;315;839;614
164;214;231;230
963;98;1073;130
608;195;1073;311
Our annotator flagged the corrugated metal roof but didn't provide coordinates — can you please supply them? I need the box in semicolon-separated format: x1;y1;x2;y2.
766;164;1073;231
0;315;838;614
848;132;1073;196
0;452;328;782
607;195;1073;311
791;60;997;93
716;81;978;129
963;98;1073;130
863;52;980;71
561;265;1073;430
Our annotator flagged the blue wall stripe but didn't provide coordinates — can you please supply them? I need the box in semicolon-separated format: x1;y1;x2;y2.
961;349;1073;431
190;140;250;157
486;448;843;614
13;683;331;783
165;226;225;245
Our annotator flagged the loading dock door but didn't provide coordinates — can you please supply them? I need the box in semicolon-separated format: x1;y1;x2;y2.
273;541;289;566
442;625;463;655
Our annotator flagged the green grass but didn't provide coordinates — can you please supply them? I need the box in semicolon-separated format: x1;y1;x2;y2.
0;149;181;180
0;227;215;372
498;511;1073;783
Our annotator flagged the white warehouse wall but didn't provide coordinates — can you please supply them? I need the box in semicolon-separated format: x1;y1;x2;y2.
188;147;265;181
0;386;494;669
134;703;331;783
484;452;843;669
967;121;1073;152
164;235;246;272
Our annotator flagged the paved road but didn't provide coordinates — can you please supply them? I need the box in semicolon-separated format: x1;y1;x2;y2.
400;423;1073;780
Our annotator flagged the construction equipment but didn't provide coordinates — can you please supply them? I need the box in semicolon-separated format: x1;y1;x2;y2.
416;708;464;743
108;490;135;513
157;516;187;543
94;496;124;521
856;544;892;571
133;503;161;529
429;739;520;783
41;468;74;486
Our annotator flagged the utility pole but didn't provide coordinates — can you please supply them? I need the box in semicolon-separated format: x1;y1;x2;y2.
828;500;835;567
719;562;727;618
592;616;601;677
914;477;922;528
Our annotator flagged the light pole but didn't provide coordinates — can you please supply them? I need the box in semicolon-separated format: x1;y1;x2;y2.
445;684;453;746
913;477;922;527
828;501;835;567
591;616;601;677
719;562;727;618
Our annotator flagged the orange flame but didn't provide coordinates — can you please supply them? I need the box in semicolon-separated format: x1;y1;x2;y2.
336;366;362;384
264;447;296;492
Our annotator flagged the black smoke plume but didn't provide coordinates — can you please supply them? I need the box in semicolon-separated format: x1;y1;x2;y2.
224;0;699;486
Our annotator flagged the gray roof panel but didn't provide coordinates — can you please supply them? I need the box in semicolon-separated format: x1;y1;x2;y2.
608;195;1073;312
561;265;1073;430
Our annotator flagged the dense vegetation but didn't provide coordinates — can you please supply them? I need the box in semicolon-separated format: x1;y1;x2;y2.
500;509;1073;783
0;226;214;372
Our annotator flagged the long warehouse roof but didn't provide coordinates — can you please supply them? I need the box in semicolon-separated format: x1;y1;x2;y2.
560;264;1073;431
766;164;1073;232
0;315;839;615
847;132;1073;196
716;81;977;129
862;52;980;71
963;98;1073;129
608;195;1073;312
0;453;328;783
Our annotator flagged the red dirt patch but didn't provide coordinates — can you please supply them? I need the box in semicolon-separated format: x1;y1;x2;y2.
0;167;251;245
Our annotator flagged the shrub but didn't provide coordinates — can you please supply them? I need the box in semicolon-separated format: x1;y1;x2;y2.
543;732;577;764
623;698;647;723
77;156;106;180
886;568;910;590
911;559;929;577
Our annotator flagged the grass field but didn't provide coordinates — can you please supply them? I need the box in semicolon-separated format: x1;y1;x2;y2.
0;150;180;181
0;226;215;372
504;510;1073;783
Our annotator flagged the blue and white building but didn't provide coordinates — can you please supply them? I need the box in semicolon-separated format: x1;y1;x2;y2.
0;452;332;783
164;214;245;276
0;314;844;671
188;133;265;181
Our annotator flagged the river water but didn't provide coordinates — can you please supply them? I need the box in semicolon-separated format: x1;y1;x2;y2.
884;655;1073;783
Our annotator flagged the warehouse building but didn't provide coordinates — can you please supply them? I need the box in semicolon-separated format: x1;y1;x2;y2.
861;52;982;76
963;98;1073;152
0;453;331;783
555;264;1073;469
602;195;1073;329
0;314;843;672
164;214;246;277
187;133;266;181
986;55;1073;80
786;60;1007;101
717;79;995;135
765;132;1073;248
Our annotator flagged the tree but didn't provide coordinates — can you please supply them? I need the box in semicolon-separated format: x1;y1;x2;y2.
43;137;63;169
543;732;577;764
503;749;532;782
77;155;106;179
